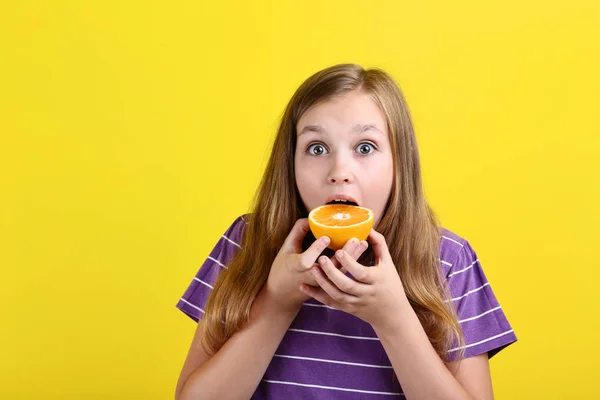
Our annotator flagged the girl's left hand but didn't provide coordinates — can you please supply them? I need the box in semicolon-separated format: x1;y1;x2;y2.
300;229;408;328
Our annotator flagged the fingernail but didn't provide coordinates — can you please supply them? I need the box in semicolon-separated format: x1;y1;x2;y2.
320;236;330;245
336;250;344;260
311;267;318;275
318;256;327;266
360;241;368;250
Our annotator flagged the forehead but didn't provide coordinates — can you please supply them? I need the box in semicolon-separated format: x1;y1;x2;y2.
297;91;387;134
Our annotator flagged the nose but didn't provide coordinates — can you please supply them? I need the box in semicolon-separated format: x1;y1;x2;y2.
328;154;354;184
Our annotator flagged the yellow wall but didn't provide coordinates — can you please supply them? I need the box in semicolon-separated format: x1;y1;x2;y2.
2;0;599;398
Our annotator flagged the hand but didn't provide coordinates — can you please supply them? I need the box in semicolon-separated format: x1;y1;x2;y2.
327;239;363;275
263;219;369;313
305;236;370;287
300;229;408;328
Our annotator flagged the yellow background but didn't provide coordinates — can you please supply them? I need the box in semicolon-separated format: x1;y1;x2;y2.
2;0;599;398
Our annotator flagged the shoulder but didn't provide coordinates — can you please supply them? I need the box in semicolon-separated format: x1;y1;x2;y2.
204;214;249;269
439;227;473;276
222;214;249;245
437;227;518;359
175;214;250;322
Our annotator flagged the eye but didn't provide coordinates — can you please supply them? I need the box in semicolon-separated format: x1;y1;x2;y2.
356;142;376;155
307;143;328;156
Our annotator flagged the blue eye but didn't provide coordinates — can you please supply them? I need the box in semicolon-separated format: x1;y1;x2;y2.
356;142;376;155
307;143;328;156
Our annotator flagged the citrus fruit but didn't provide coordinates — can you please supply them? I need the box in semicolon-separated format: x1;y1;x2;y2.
308;204;374;250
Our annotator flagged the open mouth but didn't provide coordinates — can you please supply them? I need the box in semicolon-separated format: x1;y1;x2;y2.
326;199;359;207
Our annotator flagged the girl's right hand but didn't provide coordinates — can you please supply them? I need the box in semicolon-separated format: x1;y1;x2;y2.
264;218;367;313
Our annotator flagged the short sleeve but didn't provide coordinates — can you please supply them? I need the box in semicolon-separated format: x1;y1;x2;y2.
176;215;247;322
445;241;517;360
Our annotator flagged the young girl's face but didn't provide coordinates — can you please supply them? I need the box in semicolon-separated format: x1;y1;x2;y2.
295;90;394;225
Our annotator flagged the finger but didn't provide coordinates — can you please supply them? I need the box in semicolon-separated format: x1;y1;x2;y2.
334;248;375;284
352;239;370;262
335;237;368;273
318;255;366;296
310;265;359;305
282;219;311;253
299;235;331;270
299;285;341;310
332;238;359;272
368;229;392;265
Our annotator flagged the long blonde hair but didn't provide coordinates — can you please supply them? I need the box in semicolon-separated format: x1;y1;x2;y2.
202;63;464;362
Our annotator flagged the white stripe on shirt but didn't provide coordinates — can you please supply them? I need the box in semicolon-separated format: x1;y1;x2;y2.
458;306;502;323
274;354;393;369
303;302;338;310
442;235;464;247
208;256;227;269
448;329;515;352
179;298;205;314
447;259;479;278
288;328;380;341
449;283;490;302
222;235;241;248
193;277;213;289
262;379;402;396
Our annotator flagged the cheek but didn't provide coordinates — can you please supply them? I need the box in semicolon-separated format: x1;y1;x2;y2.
367;175;393;199
366;155;394;182
295;157;323;182
294;159;316;198
363;158;394;208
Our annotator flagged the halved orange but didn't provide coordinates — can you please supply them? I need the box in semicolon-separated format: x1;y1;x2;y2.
308;204;374;250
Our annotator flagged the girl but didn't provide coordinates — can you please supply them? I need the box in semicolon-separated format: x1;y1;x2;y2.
175;64;517;399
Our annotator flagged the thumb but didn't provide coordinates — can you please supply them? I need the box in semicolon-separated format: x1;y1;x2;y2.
368;229;392;265
282;218;311;253
300;235;331;270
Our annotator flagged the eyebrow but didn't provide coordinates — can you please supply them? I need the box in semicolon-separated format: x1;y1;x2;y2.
298;124;384;136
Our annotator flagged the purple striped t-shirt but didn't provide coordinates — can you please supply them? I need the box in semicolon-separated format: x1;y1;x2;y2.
177;215;517;399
